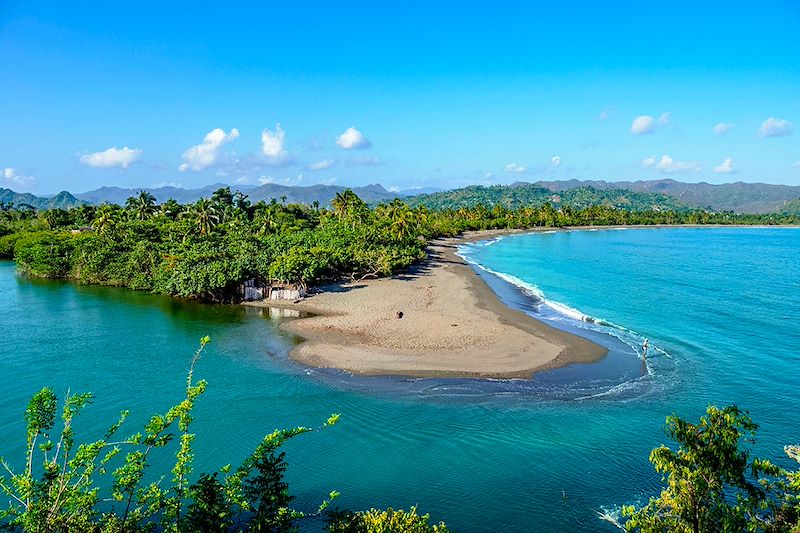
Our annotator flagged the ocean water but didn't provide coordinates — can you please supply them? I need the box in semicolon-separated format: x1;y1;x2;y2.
1;226;798;531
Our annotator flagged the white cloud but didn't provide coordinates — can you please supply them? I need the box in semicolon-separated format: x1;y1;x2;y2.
631;115;656;135
484;172;494;179
656;155;701;174
261;124;291;165
152;181;182;188
2;167;35;187
713;122;734;135
179;128;239;172
336;127;371;150
551;155;561;167
504;163;526;174
713;157;735;174
658;112;672;126
792;161;800;168
759;117;793;137
306;158;336;171
641;156;657;168
80;146;141;168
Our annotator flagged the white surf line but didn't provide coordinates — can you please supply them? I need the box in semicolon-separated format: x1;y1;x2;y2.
457;244;674;373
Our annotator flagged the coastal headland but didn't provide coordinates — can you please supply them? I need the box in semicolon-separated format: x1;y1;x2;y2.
246;229;607;378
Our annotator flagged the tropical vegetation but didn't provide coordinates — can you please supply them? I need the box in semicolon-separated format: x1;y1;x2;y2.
622;405;800;533
1;187;798;302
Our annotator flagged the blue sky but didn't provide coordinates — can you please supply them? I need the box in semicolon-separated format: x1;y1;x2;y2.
1;1;799;194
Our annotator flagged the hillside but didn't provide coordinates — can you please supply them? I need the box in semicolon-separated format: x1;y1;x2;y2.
534;179;800;214
779;198;800;215
405;184;691;212
0;188;84;210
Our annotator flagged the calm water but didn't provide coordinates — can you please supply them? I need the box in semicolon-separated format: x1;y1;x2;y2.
1;227;799;531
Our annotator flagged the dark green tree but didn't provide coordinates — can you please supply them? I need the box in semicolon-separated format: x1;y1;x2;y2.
622;405;774;533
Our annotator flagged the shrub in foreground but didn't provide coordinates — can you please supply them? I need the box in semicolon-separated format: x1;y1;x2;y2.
326;507;451;533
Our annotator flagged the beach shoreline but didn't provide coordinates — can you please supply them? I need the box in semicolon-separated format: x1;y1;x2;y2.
245;227;608;379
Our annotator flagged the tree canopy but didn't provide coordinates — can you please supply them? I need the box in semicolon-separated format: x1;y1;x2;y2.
0;187;797;302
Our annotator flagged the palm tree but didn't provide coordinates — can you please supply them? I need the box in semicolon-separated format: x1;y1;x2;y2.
183;198;220;236
377;199;419;240
331;189;366;219
126;191;157;221
92;204;120;235
159;198;182;220
254;207;279;235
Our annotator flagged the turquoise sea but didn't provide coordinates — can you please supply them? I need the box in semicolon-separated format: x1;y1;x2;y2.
1;226;799;531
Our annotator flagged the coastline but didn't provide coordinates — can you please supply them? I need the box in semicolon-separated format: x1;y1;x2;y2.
246;228;607;379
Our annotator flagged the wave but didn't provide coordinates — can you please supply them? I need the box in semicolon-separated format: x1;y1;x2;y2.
457;249;602;324
457;245;670;375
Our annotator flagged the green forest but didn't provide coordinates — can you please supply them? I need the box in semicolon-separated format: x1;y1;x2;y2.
1;187;797;302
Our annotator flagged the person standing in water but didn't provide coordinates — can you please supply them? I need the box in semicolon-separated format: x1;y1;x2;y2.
642;338;649;358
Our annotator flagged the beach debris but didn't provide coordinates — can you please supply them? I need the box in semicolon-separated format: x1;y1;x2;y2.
396;310;404;319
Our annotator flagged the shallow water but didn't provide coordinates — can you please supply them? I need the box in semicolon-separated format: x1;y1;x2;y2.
1;227;798;531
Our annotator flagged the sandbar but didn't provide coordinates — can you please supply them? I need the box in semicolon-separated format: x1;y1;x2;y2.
245;229;607;378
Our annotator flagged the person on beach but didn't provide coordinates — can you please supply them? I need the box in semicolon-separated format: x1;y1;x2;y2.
642;338;649;358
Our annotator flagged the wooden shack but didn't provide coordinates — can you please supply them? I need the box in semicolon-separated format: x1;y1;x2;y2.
241;279;306;301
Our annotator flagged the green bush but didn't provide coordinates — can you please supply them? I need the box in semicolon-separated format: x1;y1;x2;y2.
13;231;74;278
326;507;452;533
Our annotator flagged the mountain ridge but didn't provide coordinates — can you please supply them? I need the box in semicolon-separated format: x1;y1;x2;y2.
2;179;799;214
531;179;800;214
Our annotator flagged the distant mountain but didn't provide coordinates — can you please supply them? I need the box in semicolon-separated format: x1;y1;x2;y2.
405;183;690;212
0;188;84;210
76;183;400;206
533;179;800;214
75;183;239;205
6;179;799;214
248;183;398;205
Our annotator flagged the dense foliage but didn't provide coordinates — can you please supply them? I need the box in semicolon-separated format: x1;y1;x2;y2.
0;189;430;301
622;405;800;533
1;187;798;302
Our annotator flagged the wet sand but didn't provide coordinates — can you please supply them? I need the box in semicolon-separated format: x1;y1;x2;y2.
245;229;607;378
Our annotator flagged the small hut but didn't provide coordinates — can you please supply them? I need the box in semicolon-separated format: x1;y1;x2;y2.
241;279;306;301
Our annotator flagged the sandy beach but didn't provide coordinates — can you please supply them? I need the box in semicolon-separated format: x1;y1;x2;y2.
246;229;607;378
